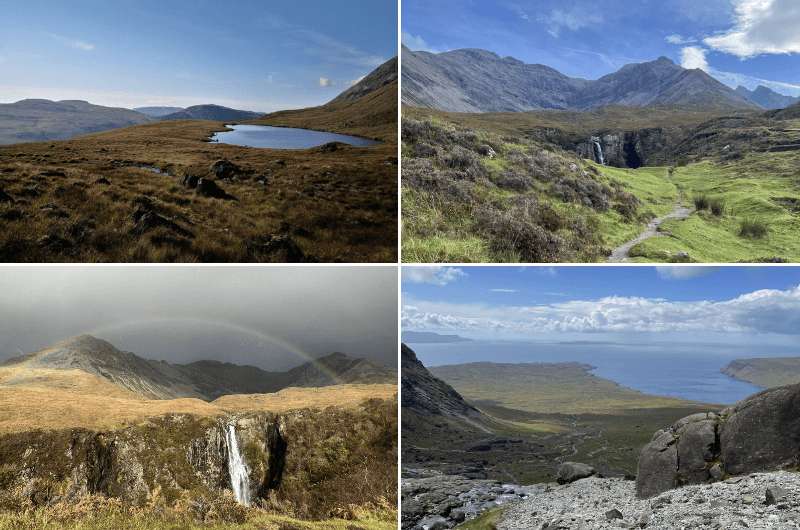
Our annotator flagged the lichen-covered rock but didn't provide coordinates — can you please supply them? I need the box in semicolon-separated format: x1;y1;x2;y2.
557;462;596;484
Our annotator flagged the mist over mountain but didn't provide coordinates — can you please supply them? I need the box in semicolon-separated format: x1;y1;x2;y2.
735;85;800;110
402;46;758;112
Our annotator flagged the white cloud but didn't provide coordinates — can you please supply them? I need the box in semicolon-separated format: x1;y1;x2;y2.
318;77;334;88
402;285;800;336
539;8;602;38
656;267;718;280
48;33;95;51
491;289;518;293
402;267;466;286
681;46;710;71
402;32;438;53
349;75;365;87
666;34;696;45
704;0;800;58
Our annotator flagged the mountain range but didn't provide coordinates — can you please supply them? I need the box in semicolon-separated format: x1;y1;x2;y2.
402;46;784;113
0;100;263;145
735;85;800;110
0;334;395;400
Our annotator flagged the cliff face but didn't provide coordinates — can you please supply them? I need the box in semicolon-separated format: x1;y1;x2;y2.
0;398;396;519
574;129;671;168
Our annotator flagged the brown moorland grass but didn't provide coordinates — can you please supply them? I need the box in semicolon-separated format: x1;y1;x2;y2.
0;363;395;434
0;92;397;262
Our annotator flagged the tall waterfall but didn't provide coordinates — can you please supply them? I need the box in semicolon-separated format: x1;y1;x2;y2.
592;139;605;165
225;423;250;505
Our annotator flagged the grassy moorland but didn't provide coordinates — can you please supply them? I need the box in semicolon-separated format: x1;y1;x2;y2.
629;150;800;262
0;500;396;530
401;115;679;262
401;106;800;263
404;361;712;484
0;81;397;263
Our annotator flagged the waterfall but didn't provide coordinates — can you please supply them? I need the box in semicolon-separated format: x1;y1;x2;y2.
225;423;250;505
592;139;605;165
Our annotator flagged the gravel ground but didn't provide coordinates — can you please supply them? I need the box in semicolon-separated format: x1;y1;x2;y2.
498;471;800;529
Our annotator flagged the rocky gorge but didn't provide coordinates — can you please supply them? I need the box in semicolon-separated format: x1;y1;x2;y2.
0;399;396;520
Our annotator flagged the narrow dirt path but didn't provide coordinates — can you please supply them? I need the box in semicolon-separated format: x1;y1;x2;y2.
608;200;693;262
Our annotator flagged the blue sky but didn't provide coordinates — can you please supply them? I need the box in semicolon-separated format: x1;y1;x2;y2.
402;266;800;343
0;0;397;110
402;0;800;96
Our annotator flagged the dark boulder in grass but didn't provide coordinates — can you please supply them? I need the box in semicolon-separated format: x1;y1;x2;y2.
182;174;200;189
247;233;306;262
636;384;800;498
210;159;241;180
195;178;230;199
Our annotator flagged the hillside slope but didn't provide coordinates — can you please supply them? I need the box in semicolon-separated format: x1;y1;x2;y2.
253;56;398;141
722;357;800;388
0;99;151;144
402;47;756;112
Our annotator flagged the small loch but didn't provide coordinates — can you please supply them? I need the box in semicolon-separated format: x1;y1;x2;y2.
210;124;379;149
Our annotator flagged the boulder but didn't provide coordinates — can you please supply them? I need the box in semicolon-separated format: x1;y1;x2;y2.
766;486;788;505
637;384;800;498
556;462;595;484
210;159;240;180
196;178;229;199
720;384;800;475
182;174;200;189
605;508;623;520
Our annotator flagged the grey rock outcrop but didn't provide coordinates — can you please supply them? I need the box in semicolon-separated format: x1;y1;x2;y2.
557;462;596;484
401;469;532;529
636;383;800;498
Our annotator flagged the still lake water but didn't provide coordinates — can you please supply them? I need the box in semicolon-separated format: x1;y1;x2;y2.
408;340;800;405
210;124;379;149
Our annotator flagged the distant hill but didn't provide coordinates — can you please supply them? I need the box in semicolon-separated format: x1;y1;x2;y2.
401;331;471;343
722;357;800;388
402;46;757;112
134;106;185;117
0;99;152;145
735;85;800;110
160;104;262;121
0;335;395;400
253;56;398;141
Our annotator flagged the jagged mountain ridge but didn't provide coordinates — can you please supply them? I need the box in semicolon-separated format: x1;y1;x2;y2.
402;46;758;112
735;85;800;110
0;334;395;400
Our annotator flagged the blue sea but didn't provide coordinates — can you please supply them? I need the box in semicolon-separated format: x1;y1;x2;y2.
408;340;800;405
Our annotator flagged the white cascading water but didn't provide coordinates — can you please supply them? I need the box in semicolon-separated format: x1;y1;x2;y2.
593;139;605;165
225;423;251;505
